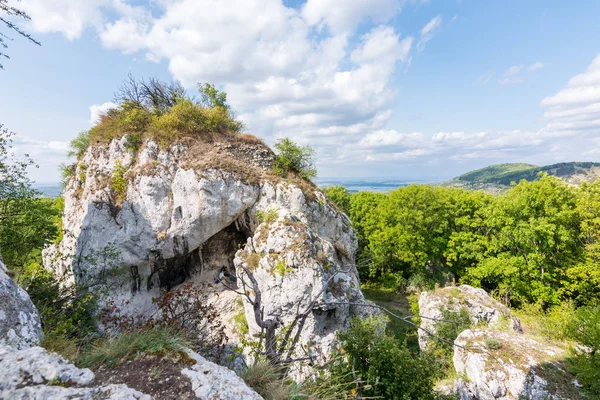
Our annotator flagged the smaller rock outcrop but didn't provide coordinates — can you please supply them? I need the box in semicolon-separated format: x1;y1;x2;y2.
0;344;149;400
182;350;263;400
0;258;43;349
418;285;521;350
453;329;580;400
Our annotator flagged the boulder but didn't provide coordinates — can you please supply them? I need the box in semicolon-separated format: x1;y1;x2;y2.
0;258;43;349
453;329;581;400
418;285;521;350
44;136;369;372
182;350;263;399
0;344;150;400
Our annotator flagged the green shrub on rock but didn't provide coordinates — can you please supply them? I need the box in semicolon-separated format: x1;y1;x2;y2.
273;138;317;180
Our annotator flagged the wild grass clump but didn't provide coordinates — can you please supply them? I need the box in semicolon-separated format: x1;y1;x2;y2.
239;359;293;400
78;327;190;369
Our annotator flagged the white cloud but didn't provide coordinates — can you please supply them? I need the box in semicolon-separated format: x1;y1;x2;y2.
301;0;401;33
528;62;544;72
416;14;442;51
10;135;69;183
498;61;544;85
541;54;600;135
89;102;118;126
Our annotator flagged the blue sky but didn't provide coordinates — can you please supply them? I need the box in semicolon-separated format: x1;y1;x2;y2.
1;0;600;183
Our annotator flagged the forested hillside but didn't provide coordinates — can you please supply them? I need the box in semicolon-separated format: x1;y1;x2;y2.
445;162;600;192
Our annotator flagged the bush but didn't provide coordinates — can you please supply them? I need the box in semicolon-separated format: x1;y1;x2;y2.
255;208;279;224
19;264;97;343
110;160;128;204
484;337;502;350
327;316;441;399
273;138;317;180
564;305;600;395
68;131;90;159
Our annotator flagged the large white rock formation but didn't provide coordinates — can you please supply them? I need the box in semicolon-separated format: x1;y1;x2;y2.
45;136;367;368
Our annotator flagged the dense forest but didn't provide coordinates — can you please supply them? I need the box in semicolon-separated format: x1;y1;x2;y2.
323;175;600;396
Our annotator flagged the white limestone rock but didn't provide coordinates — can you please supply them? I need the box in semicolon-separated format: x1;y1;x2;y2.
0;259;43;349
182;350;263;400
44;137;369;373
0;344;150;400
418;285;521;350
453;329;578;400
3;384;150;400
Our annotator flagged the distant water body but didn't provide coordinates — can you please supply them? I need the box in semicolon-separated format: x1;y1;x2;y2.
315;178;438;193
33;179;440;198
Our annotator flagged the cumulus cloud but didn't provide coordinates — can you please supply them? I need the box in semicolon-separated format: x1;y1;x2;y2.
301;0;401;33
541;54;600;136
89;102;118;125
417;15;442;51
10;135;69;183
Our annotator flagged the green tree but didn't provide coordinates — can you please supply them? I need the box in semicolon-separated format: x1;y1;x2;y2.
0;125;60;270
461;175;581;306
198;83;228;109
272;138;317;180
322;185;351;214
332;317;441;399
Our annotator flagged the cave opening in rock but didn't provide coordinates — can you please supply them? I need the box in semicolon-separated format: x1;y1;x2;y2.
151;213;253;292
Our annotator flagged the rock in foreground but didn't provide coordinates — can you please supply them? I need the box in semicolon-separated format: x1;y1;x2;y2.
453;329;582;400
0;344;149;400
0;259;43;350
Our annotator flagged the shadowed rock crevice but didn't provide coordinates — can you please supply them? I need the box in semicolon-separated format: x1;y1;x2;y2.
150;214;253;291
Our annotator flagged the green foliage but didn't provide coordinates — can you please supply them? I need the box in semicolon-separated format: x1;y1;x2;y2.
198;83;228;109
110;160;128;204
332;317;442;399
322;185;351;214
87;78;244;149
18;264;97;341
124;132;143;154
272;259;292;277
273;138;317;180
347;174;600;307
457;175;581;306
68;131;90;159
563;305;600;395
484;337;502;350
232;309;249;335
0;196;61;270
454;162;600;186
255;208;278;224
78;327;189;369
59;162;76;187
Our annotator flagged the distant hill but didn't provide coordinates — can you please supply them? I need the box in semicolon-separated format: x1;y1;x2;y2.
443;162;600;193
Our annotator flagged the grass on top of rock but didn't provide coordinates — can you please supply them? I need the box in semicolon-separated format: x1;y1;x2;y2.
77;326;191;369
70;77;245;159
